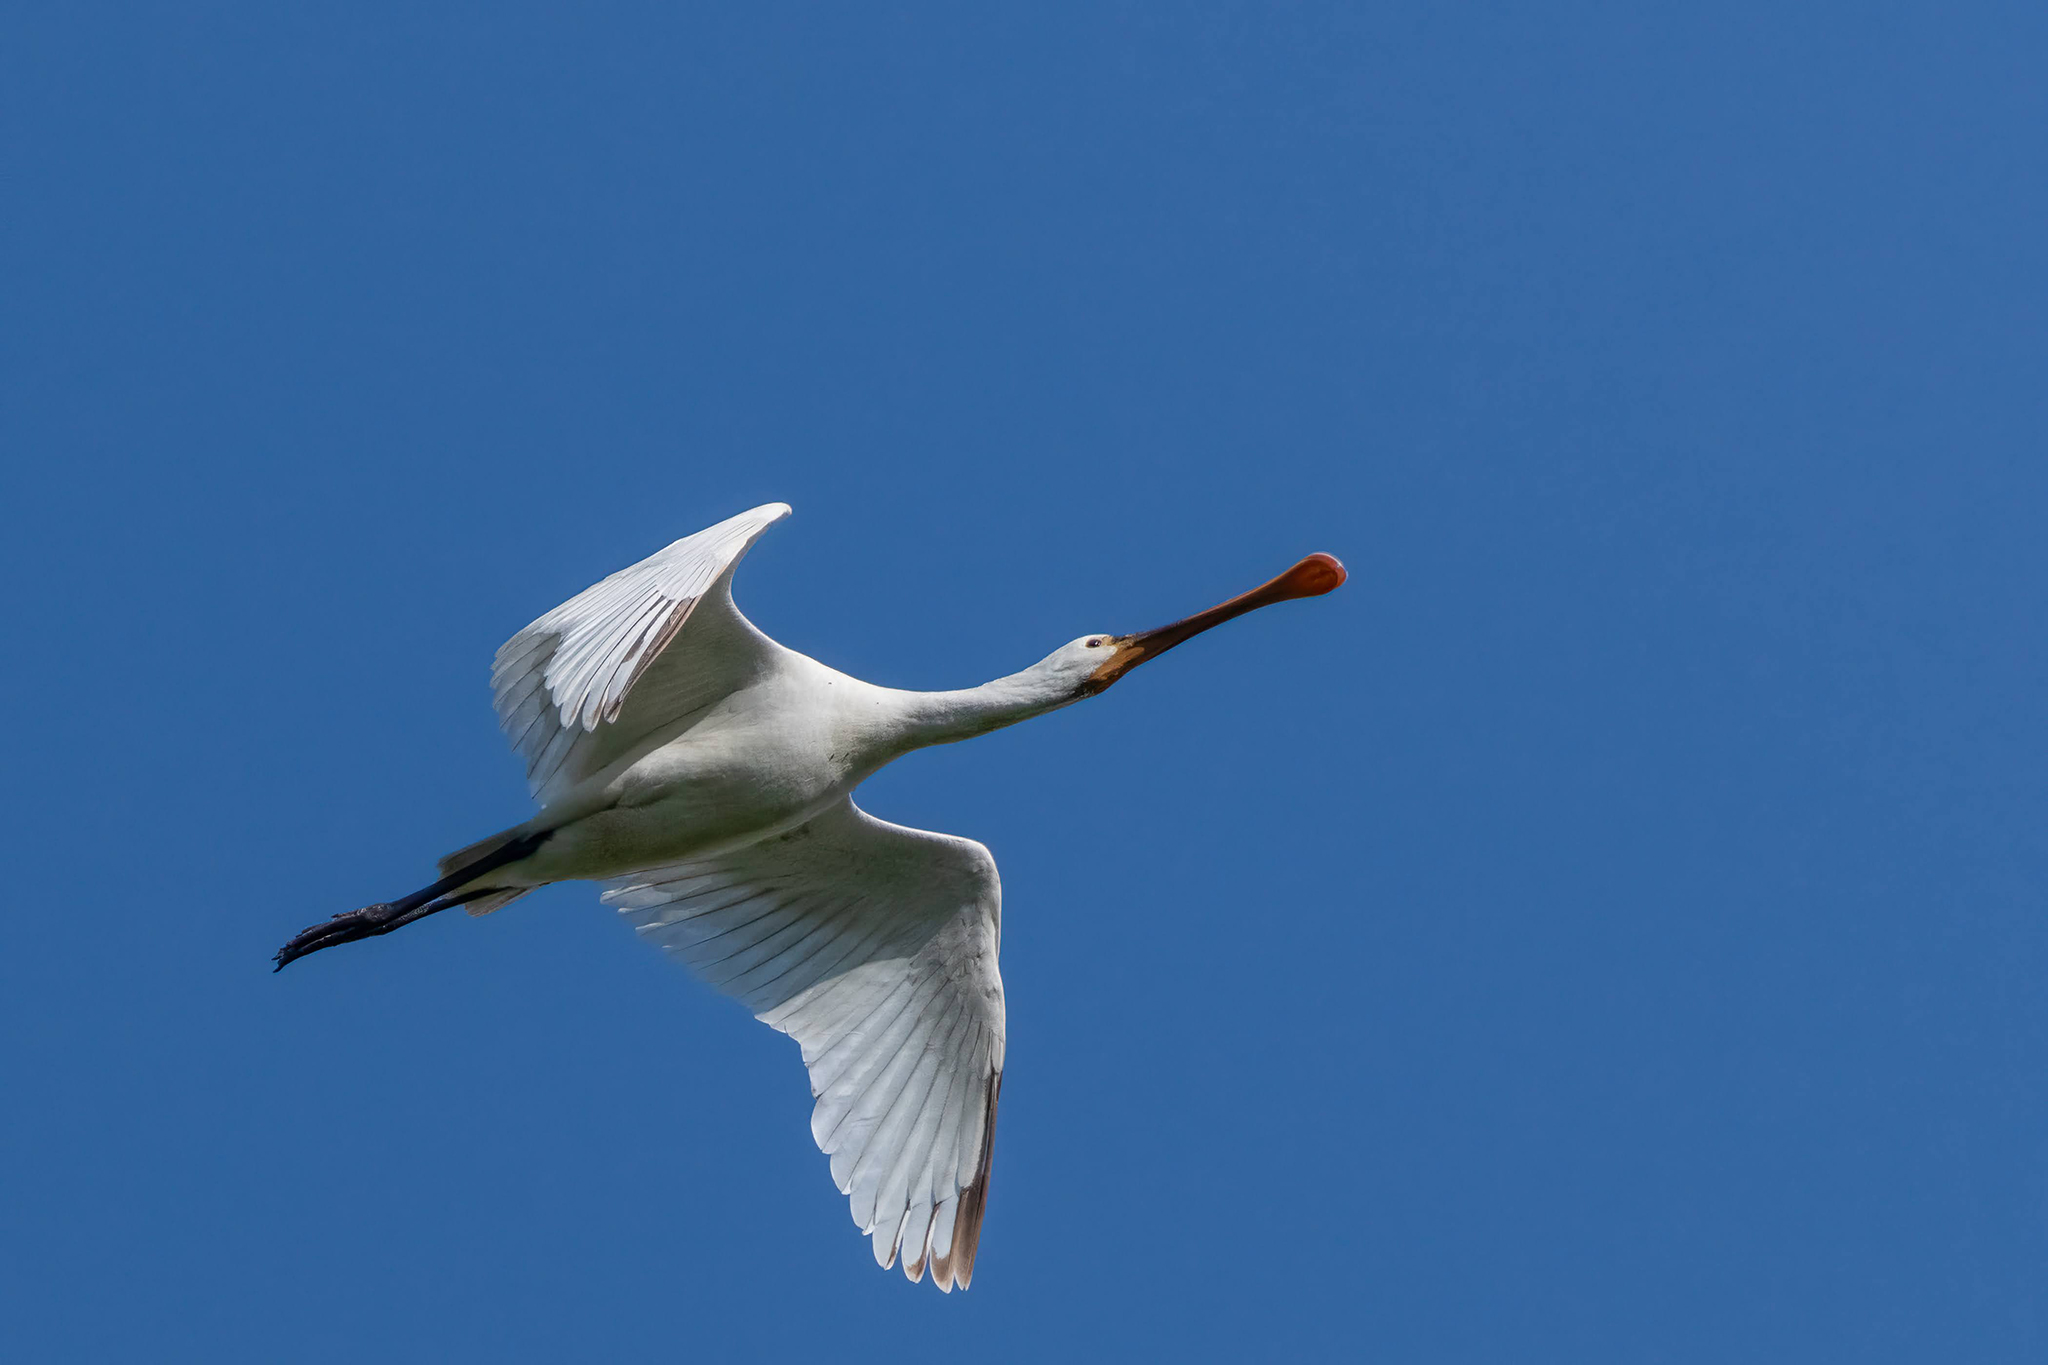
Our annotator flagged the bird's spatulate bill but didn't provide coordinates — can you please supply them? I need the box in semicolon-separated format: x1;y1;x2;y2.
1088;552;1346;689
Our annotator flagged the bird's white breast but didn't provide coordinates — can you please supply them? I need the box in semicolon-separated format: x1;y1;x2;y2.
520;654;905;881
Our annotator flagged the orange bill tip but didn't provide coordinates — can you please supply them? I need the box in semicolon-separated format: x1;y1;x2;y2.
1278;552;1347;598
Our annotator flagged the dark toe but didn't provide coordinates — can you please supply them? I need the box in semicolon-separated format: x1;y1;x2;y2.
273;903;400;971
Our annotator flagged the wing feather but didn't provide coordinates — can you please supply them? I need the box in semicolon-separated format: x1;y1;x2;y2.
875;1004;974;1246
820;976;950;1161
726;895;865;1000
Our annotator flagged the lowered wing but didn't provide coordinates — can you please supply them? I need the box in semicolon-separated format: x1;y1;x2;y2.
603;798;1007;1290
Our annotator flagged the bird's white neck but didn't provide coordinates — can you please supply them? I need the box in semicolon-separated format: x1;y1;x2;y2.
886;667;1080;753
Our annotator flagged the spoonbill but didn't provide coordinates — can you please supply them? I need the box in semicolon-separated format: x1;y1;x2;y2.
276;503;1345;1289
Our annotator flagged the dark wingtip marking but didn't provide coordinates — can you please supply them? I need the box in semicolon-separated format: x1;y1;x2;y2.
943;1069;1002;1291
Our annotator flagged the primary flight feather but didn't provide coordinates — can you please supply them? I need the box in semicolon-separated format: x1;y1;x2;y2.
277;503;1345;1289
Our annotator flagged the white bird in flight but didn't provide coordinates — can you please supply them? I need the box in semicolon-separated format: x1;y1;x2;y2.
278;504;1345;1289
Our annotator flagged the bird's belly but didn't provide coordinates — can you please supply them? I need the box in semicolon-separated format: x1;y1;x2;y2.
523;725;848;881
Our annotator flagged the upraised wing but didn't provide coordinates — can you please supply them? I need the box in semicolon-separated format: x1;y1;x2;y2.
490;503;790;805
602;799;1007;1290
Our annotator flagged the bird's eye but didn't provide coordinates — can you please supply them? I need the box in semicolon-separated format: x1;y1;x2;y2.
1086;637;1105;648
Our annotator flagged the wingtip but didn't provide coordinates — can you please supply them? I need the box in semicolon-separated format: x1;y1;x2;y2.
928;1068;1001;1292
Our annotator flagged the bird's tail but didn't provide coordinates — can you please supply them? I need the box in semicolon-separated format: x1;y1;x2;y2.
436;827;540;916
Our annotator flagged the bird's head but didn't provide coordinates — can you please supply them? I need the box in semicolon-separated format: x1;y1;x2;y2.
1042;552;1347;701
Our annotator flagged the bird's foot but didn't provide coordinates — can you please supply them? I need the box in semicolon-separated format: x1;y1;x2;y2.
273;901;422;971
272;833;545;973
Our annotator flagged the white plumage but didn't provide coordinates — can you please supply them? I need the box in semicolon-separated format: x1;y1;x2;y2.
278;502;1344;1289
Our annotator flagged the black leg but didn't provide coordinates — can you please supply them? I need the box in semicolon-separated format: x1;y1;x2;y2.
273;833;546;972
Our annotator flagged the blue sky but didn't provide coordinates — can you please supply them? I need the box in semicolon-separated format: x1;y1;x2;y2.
4;4;2046;1360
